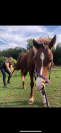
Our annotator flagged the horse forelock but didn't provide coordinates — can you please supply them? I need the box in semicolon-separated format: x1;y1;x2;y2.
33;37;51;54
33;38;51;54
36;37;51;49
36;37;51;44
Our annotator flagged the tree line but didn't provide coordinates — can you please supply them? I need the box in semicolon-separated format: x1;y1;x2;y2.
0;38;61;66
0;47;27;60
52;43;61;66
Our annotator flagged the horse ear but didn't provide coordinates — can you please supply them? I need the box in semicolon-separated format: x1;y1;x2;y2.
33;39;38;54
33;39;41;49
49;35;56;50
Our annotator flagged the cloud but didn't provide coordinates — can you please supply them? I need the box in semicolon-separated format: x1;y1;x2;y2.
0;26;48;50
0;26;61;51
50;26;61;47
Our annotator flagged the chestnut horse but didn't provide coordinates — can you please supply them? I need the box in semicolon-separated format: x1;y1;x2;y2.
12;35;56;106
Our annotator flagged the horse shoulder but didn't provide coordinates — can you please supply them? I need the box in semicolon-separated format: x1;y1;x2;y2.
27;48;35;71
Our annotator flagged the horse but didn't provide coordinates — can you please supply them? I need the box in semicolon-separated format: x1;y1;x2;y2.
12;35;56;106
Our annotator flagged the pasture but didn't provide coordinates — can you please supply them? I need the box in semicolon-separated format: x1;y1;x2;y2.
0;67;61;107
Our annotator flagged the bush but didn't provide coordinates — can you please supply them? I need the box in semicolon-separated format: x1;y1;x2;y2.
12;59;17;68
0;56;8;66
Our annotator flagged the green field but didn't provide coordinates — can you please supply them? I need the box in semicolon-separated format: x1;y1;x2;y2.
0;67;61;107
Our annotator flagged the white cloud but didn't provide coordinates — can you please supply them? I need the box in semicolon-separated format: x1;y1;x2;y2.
0;26;61;51
8;42;18;47
0;26;47;51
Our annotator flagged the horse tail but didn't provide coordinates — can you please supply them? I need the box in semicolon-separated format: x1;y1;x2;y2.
12;66;16;73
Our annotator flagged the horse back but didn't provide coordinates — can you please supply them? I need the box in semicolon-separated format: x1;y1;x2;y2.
20;48;35;71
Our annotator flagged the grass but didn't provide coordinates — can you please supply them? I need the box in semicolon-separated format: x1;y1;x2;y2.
0;67;61;107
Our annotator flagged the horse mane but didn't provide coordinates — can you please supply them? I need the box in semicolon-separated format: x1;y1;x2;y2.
35;37;51;49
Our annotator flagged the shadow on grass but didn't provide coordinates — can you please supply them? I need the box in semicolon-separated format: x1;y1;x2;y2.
0;86;23;90
0;100;44;107
10;86;25;90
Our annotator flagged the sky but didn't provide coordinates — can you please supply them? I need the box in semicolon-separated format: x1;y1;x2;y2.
0;25;61;51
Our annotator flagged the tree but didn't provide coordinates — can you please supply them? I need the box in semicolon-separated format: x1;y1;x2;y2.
12;59;17;67
26;38;33;52
0;56;8;66
53;43;61;66
0;47;27;60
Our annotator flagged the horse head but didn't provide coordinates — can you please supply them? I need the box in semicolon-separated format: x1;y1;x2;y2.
33;35;56;91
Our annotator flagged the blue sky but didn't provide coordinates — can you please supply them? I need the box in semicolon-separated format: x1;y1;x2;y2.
0;26;61;51
44;26;60;32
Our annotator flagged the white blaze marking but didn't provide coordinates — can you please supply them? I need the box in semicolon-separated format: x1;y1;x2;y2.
40;52;45;75
35;52;46;103
40;52;46;103
35;52;45;92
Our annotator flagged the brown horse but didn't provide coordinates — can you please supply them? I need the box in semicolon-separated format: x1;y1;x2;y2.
12;35;56;106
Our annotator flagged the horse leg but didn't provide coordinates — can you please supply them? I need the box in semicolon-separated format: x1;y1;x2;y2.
41;90;50;107
41;90;46;105
28;71;34;104
21;69;27;89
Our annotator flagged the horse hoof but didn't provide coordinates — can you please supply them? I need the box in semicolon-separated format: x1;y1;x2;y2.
43;103;50;107
23;87;26;89
28;99;34;104
43;103;47;107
